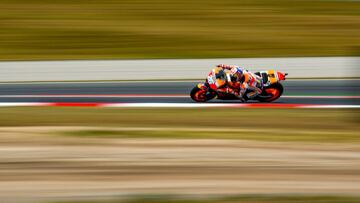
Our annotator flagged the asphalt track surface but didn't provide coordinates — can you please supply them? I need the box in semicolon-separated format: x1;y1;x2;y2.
0;79;359;105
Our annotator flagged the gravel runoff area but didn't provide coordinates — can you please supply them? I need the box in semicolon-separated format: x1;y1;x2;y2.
0;127;360;203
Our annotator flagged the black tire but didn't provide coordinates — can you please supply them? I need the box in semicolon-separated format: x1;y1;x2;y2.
190;86;215;102
257;83;284;102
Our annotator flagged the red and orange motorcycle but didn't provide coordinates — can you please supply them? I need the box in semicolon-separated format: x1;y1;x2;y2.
190;70;287;102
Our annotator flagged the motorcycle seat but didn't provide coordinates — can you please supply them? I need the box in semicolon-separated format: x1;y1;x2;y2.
254;72;269;84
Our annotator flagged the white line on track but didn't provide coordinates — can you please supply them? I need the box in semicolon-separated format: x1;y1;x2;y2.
0;102;50;107
0;102;359;108
302;105;360;108
0;78;359;85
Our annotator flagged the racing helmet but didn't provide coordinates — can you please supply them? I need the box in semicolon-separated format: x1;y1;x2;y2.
229;67;243;81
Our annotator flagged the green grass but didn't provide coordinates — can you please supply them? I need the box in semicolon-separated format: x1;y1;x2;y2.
0;107;359;142
0;0;359;60
54;195;360;203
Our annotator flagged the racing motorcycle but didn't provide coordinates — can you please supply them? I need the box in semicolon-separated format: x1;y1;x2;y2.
190;70;287;102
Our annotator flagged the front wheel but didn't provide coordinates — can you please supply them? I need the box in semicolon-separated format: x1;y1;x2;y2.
256;83;284;102
190;86;216;102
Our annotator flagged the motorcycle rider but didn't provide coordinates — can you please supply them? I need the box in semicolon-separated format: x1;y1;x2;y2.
206;64;243;99
211;64;263;101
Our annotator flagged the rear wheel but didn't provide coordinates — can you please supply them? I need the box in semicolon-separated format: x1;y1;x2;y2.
257;83;284;102
190;86;215;102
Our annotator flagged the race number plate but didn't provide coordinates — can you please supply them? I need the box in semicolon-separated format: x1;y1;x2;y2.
267;70;278;84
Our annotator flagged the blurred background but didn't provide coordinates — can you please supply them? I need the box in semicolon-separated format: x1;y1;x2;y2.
0;1;359;203
0;0;359;60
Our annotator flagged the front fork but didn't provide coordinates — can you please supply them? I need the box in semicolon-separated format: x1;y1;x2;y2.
197;82;217;100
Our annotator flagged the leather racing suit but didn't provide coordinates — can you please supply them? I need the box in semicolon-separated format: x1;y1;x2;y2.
239;71;263;99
